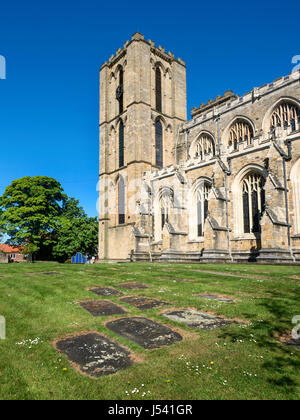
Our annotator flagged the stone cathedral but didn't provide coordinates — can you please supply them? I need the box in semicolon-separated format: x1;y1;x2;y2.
98;32;300;264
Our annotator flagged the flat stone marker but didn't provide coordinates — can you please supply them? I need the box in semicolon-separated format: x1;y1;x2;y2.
106;317;182;349
55;333;134;377
120;296;170;310
42;271;61;275
89;287;124;297
285;337;300;350
278;332;300;350
119;282;148;290
161;309;234;330
79;300;127;316
194;294;234;303
166;278;193;283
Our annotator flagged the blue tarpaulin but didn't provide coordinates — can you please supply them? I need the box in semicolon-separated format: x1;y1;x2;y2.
71;252;86;264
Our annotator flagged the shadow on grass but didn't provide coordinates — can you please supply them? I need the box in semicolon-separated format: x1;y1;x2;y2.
219;289;300;395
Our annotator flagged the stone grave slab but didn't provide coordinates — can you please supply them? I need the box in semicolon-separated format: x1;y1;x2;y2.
120;296;170;310
42;271;61;275
169;279;193;283
89;287;124;297
278;332;300;350
119;282;148;290
55;332;134;377
106;317;182;349
285;337;300;349
79;300;127;316
161;309;234;330
194;294;234;303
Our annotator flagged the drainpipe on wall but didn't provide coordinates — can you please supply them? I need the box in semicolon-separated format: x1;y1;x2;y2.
216;116;233;262
216;116;221;155
282;141;296;263
225;161;234;263
148;179;154;263
174;125;182;165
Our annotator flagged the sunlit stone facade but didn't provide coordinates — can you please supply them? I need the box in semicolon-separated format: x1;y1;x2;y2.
99;33;300;264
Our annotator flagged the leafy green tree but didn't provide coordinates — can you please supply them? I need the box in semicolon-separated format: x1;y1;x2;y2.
0;177;98;263
0;176;66;260
52;197;98;262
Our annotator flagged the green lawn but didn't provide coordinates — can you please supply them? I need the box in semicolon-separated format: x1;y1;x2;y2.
0;261;299;400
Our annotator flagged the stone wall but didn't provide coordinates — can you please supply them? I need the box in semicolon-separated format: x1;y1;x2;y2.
0;251;8;263
98;33;300;264
98;33;187;261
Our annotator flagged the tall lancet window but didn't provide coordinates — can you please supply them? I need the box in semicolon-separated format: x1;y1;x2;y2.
197;183;211;237
155;120;163;168
118;176;125;225
242;173;265;234
155;66;162;113
161;191;172;231
119;120;124;168
116;67;124;114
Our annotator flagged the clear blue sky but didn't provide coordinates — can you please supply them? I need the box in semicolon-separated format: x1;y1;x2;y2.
0;0;299;217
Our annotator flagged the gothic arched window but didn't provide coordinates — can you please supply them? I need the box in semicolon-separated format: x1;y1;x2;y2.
270;102;300;131
161;199;169;230
154;187;173;241
155;66;162;113
193;134;215;160
117;176;125;225
116;67;124;115
228;120;254;150
160;189;172;231
119;120;124;168
242;173;265;233
196;183;211;237
155;120;163;168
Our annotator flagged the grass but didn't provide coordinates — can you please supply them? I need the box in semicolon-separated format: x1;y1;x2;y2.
0;261;299;400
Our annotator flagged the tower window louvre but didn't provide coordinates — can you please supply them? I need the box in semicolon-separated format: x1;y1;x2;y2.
155;66;162;113
155;120;163;168
116;68;124;114
119;120;124;168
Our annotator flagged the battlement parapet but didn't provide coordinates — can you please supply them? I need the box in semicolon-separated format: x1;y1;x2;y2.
187;70;300;128
100;32;186;70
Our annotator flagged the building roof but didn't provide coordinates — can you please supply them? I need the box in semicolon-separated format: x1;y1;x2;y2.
0;244;23;254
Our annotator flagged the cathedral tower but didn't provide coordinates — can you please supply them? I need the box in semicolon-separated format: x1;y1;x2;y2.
98;32;187;261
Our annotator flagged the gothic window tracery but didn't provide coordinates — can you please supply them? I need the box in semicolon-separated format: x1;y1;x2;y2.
242;173;265;234
193;134;215;160
270;102;300;131
159;188;173;237
196;183;211;237
228;120;254;150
